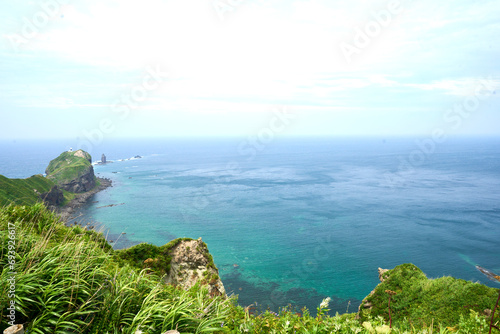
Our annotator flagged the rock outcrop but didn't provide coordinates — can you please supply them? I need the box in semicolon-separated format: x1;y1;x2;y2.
378;267;389;282
162;238;226;297
58;169;95;193
45;150;96;193
40;185;64;207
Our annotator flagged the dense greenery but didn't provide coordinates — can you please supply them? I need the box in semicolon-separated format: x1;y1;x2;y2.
0;204;230;333
0;204;498;333
45;150;94;185
113;238;193;276
0;174;55;206
358;263;499;329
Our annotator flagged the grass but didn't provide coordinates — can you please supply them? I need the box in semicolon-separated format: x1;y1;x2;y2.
1;204;498;333
0;204;231;333
0;174;55;207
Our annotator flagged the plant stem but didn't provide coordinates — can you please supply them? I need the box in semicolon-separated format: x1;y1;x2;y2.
490;289;500;334
388;295;392;328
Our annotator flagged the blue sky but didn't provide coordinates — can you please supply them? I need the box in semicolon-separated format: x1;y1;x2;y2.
0;0;499;141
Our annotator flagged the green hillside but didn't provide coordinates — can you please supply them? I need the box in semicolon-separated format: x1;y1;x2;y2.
0;174;55;206
45;150;93;186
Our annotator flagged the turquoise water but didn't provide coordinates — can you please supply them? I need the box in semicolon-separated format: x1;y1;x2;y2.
1;137;500;313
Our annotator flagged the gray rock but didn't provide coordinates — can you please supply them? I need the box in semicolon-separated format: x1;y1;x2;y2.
40;185;64;206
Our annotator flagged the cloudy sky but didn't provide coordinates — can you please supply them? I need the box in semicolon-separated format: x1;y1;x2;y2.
0;0;499;140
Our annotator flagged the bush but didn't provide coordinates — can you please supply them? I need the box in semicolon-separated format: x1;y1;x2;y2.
359;263;499;328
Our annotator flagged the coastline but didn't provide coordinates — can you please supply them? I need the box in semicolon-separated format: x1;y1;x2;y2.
57;177;112;222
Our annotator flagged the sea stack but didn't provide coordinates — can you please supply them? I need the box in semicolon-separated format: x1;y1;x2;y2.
101;154;107;164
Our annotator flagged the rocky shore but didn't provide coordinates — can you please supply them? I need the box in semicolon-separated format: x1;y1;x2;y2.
57;177;112;222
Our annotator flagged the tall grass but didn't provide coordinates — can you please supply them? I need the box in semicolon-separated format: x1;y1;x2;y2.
0;204;232;333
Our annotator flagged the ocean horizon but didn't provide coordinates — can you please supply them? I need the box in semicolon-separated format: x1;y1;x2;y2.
1;136;499;314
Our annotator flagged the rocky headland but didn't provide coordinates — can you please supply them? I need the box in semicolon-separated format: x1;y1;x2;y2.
45;149;96;193
0;149;112;222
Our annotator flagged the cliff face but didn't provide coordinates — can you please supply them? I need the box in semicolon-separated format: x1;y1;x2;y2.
57;169;95;193
163;238;226;297
40;185;64;207
45;150;96;193
115;238;226;297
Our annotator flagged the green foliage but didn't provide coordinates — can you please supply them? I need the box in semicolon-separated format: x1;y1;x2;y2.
0;205;231;333
359;263;499;329
113;237;194;276
0;174;55;206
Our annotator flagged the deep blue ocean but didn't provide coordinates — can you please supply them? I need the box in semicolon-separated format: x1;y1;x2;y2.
1;137;499;314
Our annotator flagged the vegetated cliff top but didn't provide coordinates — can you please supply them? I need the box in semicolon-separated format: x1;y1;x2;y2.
45;149;93;185
0;174;55;206
358;263;499;328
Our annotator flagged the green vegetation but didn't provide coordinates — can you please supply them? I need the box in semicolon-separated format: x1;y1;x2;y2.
1;204;499;333
0;204;230;333
0;174;55;206
45;150;94;186
0;174;76;207
359;263;499;330
114;237;194;275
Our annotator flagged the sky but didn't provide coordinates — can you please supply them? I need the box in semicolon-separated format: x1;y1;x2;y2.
0;0;499;142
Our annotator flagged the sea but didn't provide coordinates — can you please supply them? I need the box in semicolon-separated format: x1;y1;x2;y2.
1;136;499;314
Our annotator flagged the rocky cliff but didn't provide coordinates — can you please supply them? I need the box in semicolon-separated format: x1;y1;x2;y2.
40;185;64;207
163;238;226;297
115;237;226;298
45;150;96;193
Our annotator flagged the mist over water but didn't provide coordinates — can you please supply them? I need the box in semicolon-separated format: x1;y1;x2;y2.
2;137;499;314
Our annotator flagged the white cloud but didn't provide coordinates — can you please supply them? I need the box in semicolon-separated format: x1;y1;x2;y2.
0;0;499;138
406;78;500;97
